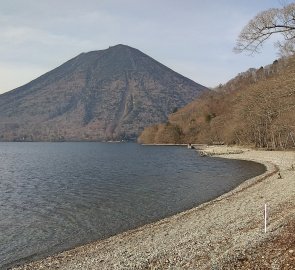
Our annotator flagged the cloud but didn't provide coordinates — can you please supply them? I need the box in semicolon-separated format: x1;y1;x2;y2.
0;0;284;93
0;24;93;66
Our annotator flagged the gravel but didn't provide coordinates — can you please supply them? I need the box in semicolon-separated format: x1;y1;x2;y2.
11;146;295;269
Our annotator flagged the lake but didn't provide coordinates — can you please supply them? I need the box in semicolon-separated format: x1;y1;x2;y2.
0;142;265;269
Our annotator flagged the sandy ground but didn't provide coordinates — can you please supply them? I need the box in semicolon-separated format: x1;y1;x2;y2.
11;146;295;269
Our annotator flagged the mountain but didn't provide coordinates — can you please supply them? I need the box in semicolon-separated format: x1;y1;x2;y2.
139;55;295;149
0;44;207;141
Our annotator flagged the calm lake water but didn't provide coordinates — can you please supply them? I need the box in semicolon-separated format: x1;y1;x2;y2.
0;142;265;269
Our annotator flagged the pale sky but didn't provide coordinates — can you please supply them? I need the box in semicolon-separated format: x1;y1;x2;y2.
0;0;290;94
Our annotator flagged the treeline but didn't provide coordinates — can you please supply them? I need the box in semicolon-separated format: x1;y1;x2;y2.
138;56;295;149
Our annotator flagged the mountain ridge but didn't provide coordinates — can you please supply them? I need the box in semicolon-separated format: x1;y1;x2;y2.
0;44;207;141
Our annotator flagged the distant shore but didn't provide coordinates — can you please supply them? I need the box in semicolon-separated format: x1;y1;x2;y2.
12;145;295;269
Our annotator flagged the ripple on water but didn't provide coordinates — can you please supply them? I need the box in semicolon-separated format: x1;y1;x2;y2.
0;142;265;268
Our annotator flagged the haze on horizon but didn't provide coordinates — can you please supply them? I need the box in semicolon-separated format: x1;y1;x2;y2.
0;0;289;94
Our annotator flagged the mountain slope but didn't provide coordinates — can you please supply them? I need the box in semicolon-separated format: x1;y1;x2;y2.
139;56;295;149
0;44;207;141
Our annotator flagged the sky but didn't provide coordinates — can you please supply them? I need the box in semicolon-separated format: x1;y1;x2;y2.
0;0;290;94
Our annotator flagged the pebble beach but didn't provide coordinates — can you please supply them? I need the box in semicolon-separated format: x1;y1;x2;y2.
11;146;295;269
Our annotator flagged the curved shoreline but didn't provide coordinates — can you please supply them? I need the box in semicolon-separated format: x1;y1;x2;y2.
12;146;295;269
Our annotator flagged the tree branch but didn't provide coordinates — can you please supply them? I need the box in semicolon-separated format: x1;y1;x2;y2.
234;2;295;55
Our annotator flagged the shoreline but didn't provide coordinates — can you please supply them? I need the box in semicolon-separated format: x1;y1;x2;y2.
12;146;295;269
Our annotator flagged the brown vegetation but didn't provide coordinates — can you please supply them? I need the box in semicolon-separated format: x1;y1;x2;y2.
219;214;295;269
138;56;295;149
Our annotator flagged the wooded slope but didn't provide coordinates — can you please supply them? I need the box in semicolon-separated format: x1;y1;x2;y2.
139;56;295;149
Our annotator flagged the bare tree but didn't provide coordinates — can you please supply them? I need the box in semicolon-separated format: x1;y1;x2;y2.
234;2;295;56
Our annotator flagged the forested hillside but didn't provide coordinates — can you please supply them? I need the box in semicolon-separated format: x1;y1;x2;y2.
138;56;295;149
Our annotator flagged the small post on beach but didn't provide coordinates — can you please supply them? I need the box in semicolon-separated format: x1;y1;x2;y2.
264;203;267;233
